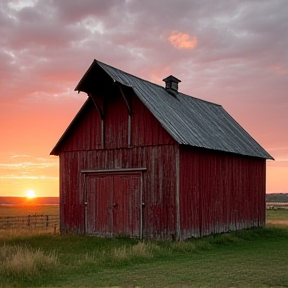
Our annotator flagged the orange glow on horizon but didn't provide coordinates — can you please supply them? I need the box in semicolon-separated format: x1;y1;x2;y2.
0;161;285;197
1;176;59;197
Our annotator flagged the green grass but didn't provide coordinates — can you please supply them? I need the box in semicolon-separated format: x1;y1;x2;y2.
0;227;288;287
0;209;287;287
266;208;288;221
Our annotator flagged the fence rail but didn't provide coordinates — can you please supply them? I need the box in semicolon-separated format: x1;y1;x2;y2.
0;215;59;231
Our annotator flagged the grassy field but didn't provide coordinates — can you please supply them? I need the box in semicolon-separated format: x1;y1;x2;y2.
266;208;288;227
0;204;59;217
0;207;287;288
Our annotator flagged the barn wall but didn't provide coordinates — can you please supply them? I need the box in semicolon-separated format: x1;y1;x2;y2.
58;93;177;239
179;146;266;239
104;92;129;149
59;153;85;234
59;94;175;152
59;146;177;238
57;98;102;152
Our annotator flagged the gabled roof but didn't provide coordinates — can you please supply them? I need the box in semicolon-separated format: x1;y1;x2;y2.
51;59;273;159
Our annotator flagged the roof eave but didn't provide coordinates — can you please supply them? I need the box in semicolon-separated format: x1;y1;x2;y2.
74;59;99;93
50;97;91;156
179;143;274;160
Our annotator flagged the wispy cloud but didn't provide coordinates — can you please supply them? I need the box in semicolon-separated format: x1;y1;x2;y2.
0;161;57;169
10;154;31;158
267;147;288;152
0;175;58;180
8;0;38;11
0;155;58;185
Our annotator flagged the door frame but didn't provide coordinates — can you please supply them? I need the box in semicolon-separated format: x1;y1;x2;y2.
81;168;146;238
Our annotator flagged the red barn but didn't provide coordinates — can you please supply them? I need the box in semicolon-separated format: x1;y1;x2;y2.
51;59;273;240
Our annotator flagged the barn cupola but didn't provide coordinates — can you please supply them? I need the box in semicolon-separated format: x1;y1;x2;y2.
163;75;181;93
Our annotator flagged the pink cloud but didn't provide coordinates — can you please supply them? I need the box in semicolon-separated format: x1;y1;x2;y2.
270;64;287;74
168;31;198;49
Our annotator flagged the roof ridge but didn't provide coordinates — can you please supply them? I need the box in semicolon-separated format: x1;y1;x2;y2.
96;59;221;107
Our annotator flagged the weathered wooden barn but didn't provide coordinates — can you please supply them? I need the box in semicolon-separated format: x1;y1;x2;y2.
51;59;273;240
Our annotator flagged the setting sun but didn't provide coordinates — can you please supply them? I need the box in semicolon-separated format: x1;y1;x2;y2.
26;189;36;199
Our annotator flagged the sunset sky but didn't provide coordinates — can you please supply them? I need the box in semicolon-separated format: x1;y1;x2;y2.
0;0;287;197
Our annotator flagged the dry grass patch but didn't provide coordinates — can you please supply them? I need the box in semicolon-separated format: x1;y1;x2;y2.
0;244;58;279
76;241;158;267
266;220;288;227
0;228;59;240
0;204;59;217
103;241;157;265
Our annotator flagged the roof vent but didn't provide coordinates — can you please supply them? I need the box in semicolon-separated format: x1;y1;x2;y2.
163;75;181;93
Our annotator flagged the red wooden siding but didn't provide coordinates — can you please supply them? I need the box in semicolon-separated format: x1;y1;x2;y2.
179;146;266;239
58;94;174;153
59;98;102;152
132;97;175;146
58;92;177;239
59;155;85;233
85;172;142;237
59;145;178;239
104;93;129;149
86;175;111;236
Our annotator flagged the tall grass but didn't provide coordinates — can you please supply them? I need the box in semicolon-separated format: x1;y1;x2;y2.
0;228;59;241
0;244;58;280
1;227;288;287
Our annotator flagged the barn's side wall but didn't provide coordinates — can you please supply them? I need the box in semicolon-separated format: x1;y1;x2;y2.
179;146;266;239
58;94;178;239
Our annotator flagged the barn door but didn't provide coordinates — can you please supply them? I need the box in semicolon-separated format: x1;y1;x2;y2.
85;172;142;238
86;175;112;236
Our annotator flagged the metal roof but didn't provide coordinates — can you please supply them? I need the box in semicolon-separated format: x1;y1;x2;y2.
56;59;273;159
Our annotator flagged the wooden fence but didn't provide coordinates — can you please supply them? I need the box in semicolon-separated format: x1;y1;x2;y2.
266;203;288;210
0;215;59;232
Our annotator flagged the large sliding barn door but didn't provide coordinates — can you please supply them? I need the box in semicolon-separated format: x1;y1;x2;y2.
85;171;143;238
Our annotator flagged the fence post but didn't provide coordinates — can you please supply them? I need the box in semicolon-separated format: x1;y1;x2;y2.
46;215;49;229
28;215;30;227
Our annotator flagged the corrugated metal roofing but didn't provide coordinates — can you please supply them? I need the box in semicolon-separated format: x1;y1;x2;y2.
93;60;273;159
72;59;273;159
